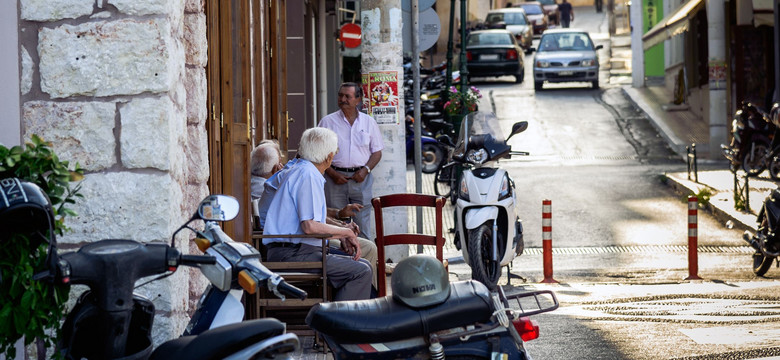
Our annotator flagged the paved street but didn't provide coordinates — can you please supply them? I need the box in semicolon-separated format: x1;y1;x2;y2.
294;6;780;360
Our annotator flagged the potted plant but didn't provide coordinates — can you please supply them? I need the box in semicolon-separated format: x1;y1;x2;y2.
0;135;84;359
443;85;482;133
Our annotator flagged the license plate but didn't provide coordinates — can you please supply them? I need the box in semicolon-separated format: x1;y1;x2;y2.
558;71;574;76
481;54;499;61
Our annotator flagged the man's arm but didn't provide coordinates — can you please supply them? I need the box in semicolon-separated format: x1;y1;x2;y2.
300;219;361;260
352;151;382;183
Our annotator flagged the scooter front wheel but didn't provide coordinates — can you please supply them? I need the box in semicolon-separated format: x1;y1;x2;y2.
468;223;502;290
753;252;774;276
421;143;445;174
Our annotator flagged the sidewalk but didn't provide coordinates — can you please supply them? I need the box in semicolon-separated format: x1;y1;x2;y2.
608;34;777;232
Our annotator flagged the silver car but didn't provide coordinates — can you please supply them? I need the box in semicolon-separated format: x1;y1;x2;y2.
532;29;603;90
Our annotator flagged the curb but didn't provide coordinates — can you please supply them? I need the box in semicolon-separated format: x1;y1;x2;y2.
663;173;757;232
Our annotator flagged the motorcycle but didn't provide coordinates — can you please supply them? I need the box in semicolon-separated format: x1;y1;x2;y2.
450;111;530;290
721;101;775;176
306;254;559;359
406;115;447;173
28;188;307;359
743;187;780;276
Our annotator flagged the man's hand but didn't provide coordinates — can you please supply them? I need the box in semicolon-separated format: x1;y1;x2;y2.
345;222;360;236
351;167;369;183
327;169;351;184
340;231;361;260
338;203;364;218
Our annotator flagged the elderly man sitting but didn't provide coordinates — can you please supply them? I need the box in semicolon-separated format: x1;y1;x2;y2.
250;140;284;200
263;127;372;301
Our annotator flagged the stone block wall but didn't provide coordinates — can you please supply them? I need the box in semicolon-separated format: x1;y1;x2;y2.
18;0;209;349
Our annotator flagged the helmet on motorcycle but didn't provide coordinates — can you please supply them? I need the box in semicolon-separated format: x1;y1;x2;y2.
0;178;55;248
391;254;450;308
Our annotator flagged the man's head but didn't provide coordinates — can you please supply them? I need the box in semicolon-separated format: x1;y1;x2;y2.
250;140;281;178
299;127;338;167
338;83;362;112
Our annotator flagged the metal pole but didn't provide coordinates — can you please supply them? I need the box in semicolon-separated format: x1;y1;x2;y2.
413;0;423;252
445;0;456;109
459;0;469;109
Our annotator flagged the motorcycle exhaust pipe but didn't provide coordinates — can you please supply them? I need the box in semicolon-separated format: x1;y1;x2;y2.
743;230;760;250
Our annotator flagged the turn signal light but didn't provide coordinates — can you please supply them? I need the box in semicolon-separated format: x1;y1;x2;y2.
512;316;540;341
238;270;258;294
194;237;211;252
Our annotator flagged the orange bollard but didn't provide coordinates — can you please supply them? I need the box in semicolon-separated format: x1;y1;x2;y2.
541;199;558;283
685;195;702;280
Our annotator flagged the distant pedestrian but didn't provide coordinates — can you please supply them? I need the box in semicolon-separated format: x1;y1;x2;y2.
558;0;574;28
506;2;513;7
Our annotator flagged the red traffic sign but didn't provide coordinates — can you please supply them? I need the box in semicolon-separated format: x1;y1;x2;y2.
340;23;362;48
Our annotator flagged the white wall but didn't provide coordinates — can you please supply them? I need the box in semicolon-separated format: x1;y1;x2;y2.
0;1;20;147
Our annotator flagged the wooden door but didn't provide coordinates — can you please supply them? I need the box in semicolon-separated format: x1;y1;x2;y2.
206;0;253;241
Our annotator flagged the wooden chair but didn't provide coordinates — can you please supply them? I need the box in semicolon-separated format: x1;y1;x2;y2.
248;232;332;337
372;193;447;297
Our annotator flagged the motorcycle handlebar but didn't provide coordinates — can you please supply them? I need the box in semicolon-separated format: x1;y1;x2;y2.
180;254;217;266
276;279;307;301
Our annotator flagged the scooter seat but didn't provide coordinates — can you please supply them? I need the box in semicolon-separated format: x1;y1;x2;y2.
149;318;285;360
306;280;493;343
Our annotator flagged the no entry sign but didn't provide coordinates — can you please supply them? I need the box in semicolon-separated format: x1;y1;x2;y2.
340;23;362;48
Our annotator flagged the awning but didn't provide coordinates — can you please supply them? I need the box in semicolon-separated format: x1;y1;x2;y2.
642;0;705;50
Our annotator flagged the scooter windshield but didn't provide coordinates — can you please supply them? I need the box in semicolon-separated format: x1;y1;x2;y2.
453;112;508;162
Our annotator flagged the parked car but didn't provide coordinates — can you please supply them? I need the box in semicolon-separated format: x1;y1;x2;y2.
532;29;602;90
515;2;549;34
534;0;560;26
484;8;534;51
465;29;525;83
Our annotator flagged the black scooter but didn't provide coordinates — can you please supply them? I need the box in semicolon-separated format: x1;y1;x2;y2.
306;280;558;359
743;188;780;276
721;101;775;176
35;194;306;359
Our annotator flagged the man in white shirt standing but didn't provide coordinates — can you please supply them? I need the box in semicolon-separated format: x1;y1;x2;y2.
319;82;384;240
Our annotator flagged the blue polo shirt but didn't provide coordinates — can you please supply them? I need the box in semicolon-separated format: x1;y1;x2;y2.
256;158;299;229
262;159;327;246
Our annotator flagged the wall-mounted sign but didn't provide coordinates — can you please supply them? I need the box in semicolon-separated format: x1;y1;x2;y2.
340;23;362;48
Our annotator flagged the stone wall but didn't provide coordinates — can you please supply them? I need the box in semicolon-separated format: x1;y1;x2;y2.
18;0;209;349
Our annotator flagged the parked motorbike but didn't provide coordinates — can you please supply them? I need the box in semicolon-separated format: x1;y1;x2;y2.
721;101;775;175
743;187;780;276
406;115;447;173
450;111;530;290
306;254;558;359
16;180;306;359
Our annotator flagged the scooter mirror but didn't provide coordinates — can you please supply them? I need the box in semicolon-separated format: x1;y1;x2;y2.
506;121;529;141
437;134;456;147
197;195;239;222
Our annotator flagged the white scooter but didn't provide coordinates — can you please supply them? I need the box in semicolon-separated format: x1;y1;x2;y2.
449;112;529;290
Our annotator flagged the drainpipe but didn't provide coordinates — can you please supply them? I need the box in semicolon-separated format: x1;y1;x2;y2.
706;0;728;157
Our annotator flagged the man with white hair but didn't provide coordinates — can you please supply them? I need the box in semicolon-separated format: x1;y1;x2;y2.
250;140;283;200
263;127;372;301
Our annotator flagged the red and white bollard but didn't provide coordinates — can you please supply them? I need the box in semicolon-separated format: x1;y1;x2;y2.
685;195;701;280
541;199;558;283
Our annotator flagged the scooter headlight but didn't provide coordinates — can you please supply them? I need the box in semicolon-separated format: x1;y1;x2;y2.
459;177;470;202
498;174;512;200
466;148;488;164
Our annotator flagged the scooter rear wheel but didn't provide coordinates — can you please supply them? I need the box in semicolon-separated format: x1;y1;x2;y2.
753;252;774;276
468;223;502;290
742;142;769;175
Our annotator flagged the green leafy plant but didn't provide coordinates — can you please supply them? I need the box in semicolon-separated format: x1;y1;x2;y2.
444;85;482;116
0;135;84;359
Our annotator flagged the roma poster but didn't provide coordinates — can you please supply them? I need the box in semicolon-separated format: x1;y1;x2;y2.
365;70;399;125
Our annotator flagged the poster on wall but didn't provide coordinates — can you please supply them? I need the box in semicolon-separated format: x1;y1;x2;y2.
366;71;399;125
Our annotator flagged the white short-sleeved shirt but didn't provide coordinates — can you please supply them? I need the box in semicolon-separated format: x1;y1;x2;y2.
263;159;327;246
318;110;384;168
